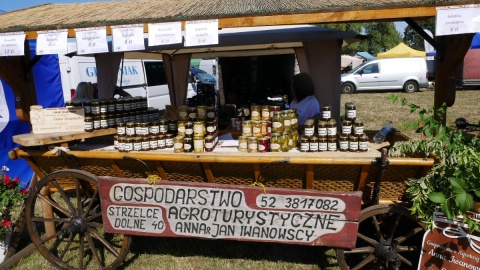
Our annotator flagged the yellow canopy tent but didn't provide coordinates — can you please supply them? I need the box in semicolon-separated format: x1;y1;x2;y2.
377;42;426;58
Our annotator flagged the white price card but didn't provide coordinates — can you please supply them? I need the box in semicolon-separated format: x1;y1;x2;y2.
112;24;145;52
75;27;109;55
148;22;182;46
436;4;480;36
36;30;68;55
0;32;26;57
184;20;219;47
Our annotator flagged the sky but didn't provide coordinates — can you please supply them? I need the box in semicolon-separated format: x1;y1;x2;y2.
1;0;408;34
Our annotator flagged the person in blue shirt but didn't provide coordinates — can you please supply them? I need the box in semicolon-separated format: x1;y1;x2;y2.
289;72;321;126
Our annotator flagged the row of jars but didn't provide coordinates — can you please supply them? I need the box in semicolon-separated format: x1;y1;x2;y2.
173;135;218;153
238;130;298;153
178;105;217;122
84;109;163;132
68;96;152;116
300;134;369;152
240;109;298;138
319;102;357;123
303;118;364;137
115;134;174;152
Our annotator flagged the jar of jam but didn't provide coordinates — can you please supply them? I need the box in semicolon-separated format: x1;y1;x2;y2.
300;136;310;152
168;119;178;134
327;136;337;151
271;111;284;133
141;97;148;110
134;97;142;111
153;109;161;120
193;136;204;153
185;121;194;138
149;135;158;150
165;134;174;148
158;118;169;134
269;133;281;152
115;98;124;113
261;120;271;136
99;99;108;114
257;137;270;153
148;107;155;122
304;118;315;137
149;121;160;135
123;97;132;112
309;135;319;152
193;121;206;137
317;120;327;137
206;121;216;135
238;136;248;152
118;136;125;152
349;135;359;152
157;135;166;149
115;114;123;126
242;121;253;137
205;135;215;152
83;99;92;115
322;105;331;120
84;116;94;132
126;122;135;137
207;106;216;120
141;136;150;151
247;137;258;153
197;106;207;120
318;135;328;152
345;102;357;121
91;100;100;115
261;105;270;121
93;116;101;130
327;119;337;136
270;105;281;119
140;122;150;136
338;134;349;152
123;138;133;152
107;99;116;114
173;136;184;153
183;137;193;152
341;120;352;135
353;119;364;135
107;115;116;128
250;105;261;121
178;106;189;121
133;137;142;151
188;106;197;121
359;134;369;152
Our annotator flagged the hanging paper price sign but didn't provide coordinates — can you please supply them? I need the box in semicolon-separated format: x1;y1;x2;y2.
75;27;109;55
184;20;218;47
148;22;182;46
36;30;68;55
112;24;145;52
0;32;26;57
436;4;480;36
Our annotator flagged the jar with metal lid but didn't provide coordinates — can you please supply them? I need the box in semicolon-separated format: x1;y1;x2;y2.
193;136;204;153
349;135;359;152
115;98;124;113
183;137;193;153
133;97;142;111
133;137;143;151
128;112;136;123
338;134;349;152
123;138;133;152
250;105;261;121
149;135;158;150
345;102;357;121
107;99;116;114
322;105;331;120
178;106;189;121
135;112;143;122
242;120;253;137
168;119;178;134
149;121;160;135
247;137;258;153
269;133;281;152
317;120;327;137
327;136;337;151
359;134;369;152
197;106;207;120
141;97;148;110
309;135;319;152
157;135;166;149
252;121;262;138
193;121;206;137
271;111;284;133
83;99;92;115
184;121;194;137
206;121;216;135
141;136;150;151
173;136;184;153
139;122;150;136
341;120;352;135
107;115;116;128
84;116;94;132
292;130;298;149
289;109;298;131
280;132;290;152
91;100;100;115
147;107;155;122
269;105;281;119
326;119;337;136
99;99;108;114
318;135;328;152
237;136;248;152
118;136;125;152
353;119;364;135
122;113;129;124
262;120;270;136
93;116;101;130
153;109;160;120
165;134;174;148
304;118;315;137
158;118;168;134
101;114;109;129
300;136;310;152
115;113;123;126
177;121;186;137
142;109;149;122
123;98;132;112
205;136;215;152
281;110;291;131
257;137;270;153
261;105;270;121
126;122;135;136
207;106;216;120
188;106;197;121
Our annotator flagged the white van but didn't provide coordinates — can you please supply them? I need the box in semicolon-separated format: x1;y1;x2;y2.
340;57;429;93
58;45;194;111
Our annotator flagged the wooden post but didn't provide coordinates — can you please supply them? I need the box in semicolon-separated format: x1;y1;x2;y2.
40;187;56;238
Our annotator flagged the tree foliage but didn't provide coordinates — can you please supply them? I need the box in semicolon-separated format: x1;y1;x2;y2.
402;18;436;51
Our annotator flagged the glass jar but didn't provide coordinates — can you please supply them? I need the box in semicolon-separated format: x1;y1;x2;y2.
300;136;310;152
345;102;357;121
205;136;215;152
93;116;101;130
158;118;169;135
281;132;290;152
148;107;156;122
193;121;206;137
271;111;284;133
118;136;125;152
322;105;331;120
141;97;148;110
173;136;184;153
178;106;189;121
289;109;298;131
309;135;319;152
257;137;270;153
318;135;328;152
353;119;364;135
123;97;132;112
99;99;108;114
157;135;166;149
252;121;262;138
247;137;258;153
270;105;281;119
327;119;337;136
184;121;194;138
338;134;349;152
84;116;94;132
107;114;116;128
261;105;270;121
359;134;369;152
250;105;261;121
341;120;353;135
206;121;216;136
141;136;150;151
177;121;186;137
188;106;197;121
261;120;271;136
168;119;178;134
83;99;92;115
197;106;207;120
237;136;248;152
281;110;291;131
349;135;359;152
149;135;158;150
269;133;282;152
133;136;142;151
193;136;204;153
207;106;216;120
317;120;327;137
183;137;193;152
123;137;133;152
327;136;337;151
242;120;253;137
107;99;116;114
149;121;160;135
165;134;174;148
91;99;100;115
304;118;315;137
126;122;135;136
115;98;124;113
115;114;123;126
139;122;150;136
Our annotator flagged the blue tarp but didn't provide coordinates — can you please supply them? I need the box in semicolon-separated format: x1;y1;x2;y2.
0;40;64;187
356;52;376;61
471;33;480;49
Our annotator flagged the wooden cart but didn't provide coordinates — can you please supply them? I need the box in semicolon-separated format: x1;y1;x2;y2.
7;129;434;269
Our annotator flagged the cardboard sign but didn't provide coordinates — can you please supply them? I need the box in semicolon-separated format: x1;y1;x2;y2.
418;212;480;269
99;177;362;248
30;106;85;134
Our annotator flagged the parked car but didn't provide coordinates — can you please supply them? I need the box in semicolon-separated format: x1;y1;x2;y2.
340;57;429;93
189;67;217;89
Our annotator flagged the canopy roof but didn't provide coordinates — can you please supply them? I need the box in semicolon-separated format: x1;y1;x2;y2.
377;42;426;58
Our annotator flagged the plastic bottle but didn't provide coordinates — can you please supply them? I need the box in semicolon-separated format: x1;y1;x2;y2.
373;121;393;144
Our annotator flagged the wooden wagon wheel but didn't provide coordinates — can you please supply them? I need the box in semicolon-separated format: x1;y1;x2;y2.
25;169;132;270
336;204;425;270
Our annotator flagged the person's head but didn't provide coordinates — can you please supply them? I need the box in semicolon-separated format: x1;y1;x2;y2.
292;72;315;102
73;82;96;100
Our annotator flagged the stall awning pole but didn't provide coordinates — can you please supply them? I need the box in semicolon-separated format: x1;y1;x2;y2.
162;53;191;108
95;52;123;99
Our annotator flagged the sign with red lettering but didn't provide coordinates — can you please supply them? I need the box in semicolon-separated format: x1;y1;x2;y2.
418;212;480;269
98;177;362;248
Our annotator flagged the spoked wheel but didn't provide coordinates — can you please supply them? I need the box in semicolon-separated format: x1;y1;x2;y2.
25;169;132;270
337;204;425;270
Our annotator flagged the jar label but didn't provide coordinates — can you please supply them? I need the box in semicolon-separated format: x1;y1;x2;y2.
359;142;368;150
158;140;166;147
318;128;327;136
118;142;124;151
291;118;298;125
349;142;359;150
142;141;150;150
319;143;328;151
126;127;135;135
355;126;364;135
185;129;193;135
258;145;266;151
207;126;215;133
309;143;318;151
174;143;183;149
328;143;337;151
272;122;282;128
117;127;126;135
322;111;331;119
84;122;93;130
284;119;291;126
242;127;251;134
327;127;337;136
207;112;216;118
150;140;158;148
339;141;349;149
124;143;132;151
184;144;192;150
134;142;142;151
159;125;168;133
205;142;214;148
270;143;280;150
261;111;270;120
251;111;260;117
248;143;257;150
189;113;197;119
253;127;261;134
347;110;356;118
94;121;100;129
342;127;352;134
305;127;314;136
239;142;248;149
179;112;188;119
301;143;309;151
